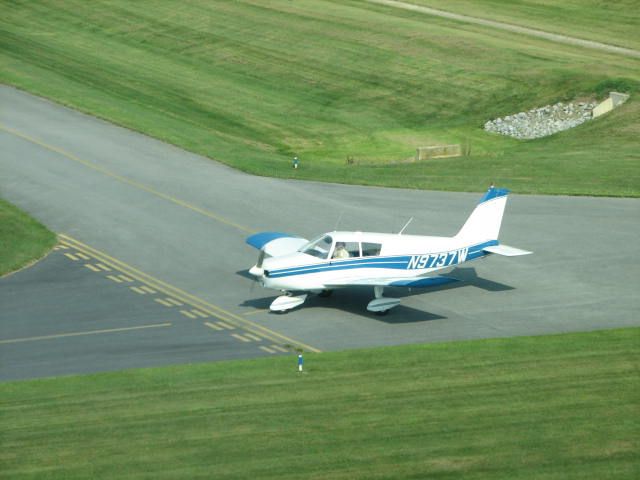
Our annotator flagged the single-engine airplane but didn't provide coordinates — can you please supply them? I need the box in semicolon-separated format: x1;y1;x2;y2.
246;187;531;314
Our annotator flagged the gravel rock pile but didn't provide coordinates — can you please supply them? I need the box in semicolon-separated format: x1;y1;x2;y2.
484;101;597;139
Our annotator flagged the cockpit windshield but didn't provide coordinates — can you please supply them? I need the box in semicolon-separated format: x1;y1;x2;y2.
299;235;333;259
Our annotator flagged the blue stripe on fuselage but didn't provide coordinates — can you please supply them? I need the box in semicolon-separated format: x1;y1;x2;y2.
266;240;497;278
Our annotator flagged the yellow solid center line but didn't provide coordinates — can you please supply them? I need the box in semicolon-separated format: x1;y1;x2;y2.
0;323;172;345
58;234;321;353
0;124;254;235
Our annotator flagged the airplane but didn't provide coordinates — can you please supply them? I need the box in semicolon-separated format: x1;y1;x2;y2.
246;186;531;314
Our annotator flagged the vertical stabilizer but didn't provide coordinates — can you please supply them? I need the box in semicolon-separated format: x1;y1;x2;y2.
455;187;509;243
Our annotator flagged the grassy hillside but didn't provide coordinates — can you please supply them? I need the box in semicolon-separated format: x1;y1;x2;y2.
1;328;638;479
1;0;639;195
0;199;56;276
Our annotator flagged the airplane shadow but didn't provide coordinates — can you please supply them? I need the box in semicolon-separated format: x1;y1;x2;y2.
239;289;445;324
446;267;514;292
236;266;514;323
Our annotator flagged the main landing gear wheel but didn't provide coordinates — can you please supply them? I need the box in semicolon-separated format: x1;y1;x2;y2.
367;286;401;314
270;294;308;313
318;289;333;298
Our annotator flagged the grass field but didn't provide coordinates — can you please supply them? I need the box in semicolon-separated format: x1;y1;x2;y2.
1;328;638;479
0;199;56;276
1;0;639;196
408;0;640;50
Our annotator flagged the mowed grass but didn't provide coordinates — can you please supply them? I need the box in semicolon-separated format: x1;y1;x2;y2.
0;199;56;276
1;0;639;196
1;328;638;479
409;0;640;50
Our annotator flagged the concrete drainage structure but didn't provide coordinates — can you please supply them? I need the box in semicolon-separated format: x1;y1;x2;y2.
484;92;629;140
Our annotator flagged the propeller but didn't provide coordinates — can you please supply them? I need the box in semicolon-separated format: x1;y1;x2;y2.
248;250;266;294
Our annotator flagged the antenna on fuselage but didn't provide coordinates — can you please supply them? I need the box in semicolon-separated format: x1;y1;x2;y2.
334;211;344;231
398;217;413;235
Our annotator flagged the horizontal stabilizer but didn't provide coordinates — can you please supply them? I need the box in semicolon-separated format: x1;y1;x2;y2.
483;244;532;257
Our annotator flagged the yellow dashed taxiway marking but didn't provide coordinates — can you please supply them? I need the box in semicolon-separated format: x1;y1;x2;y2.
259;346;276;354
154;297;183;307
243;333;262;342
204;321;224;331
64;252;79;261
58;234;321;353
75;252;90;260
216;321;235;330
84;264;101;272
231;333;251;343
270;345;289;353
0;323;172;345
95;263;112;272
1;126;319;352
190;309;209;318
107;275;123;283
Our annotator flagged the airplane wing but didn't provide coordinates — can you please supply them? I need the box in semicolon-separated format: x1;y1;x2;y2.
325;275;458;289
483;244;532;256
246;232;308;257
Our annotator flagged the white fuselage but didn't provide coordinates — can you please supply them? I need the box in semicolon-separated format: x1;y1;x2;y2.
260;231;495;291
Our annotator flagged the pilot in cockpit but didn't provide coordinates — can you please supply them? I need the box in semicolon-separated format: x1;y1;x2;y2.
333;242;350;259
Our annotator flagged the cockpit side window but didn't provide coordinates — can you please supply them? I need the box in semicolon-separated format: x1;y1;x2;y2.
300;235;333;260
362;242;382;257
345;242;361;257
333;241;360;259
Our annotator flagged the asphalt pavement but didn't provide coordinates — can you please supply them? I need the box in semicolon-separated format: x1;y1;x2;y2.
1;85;639;379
